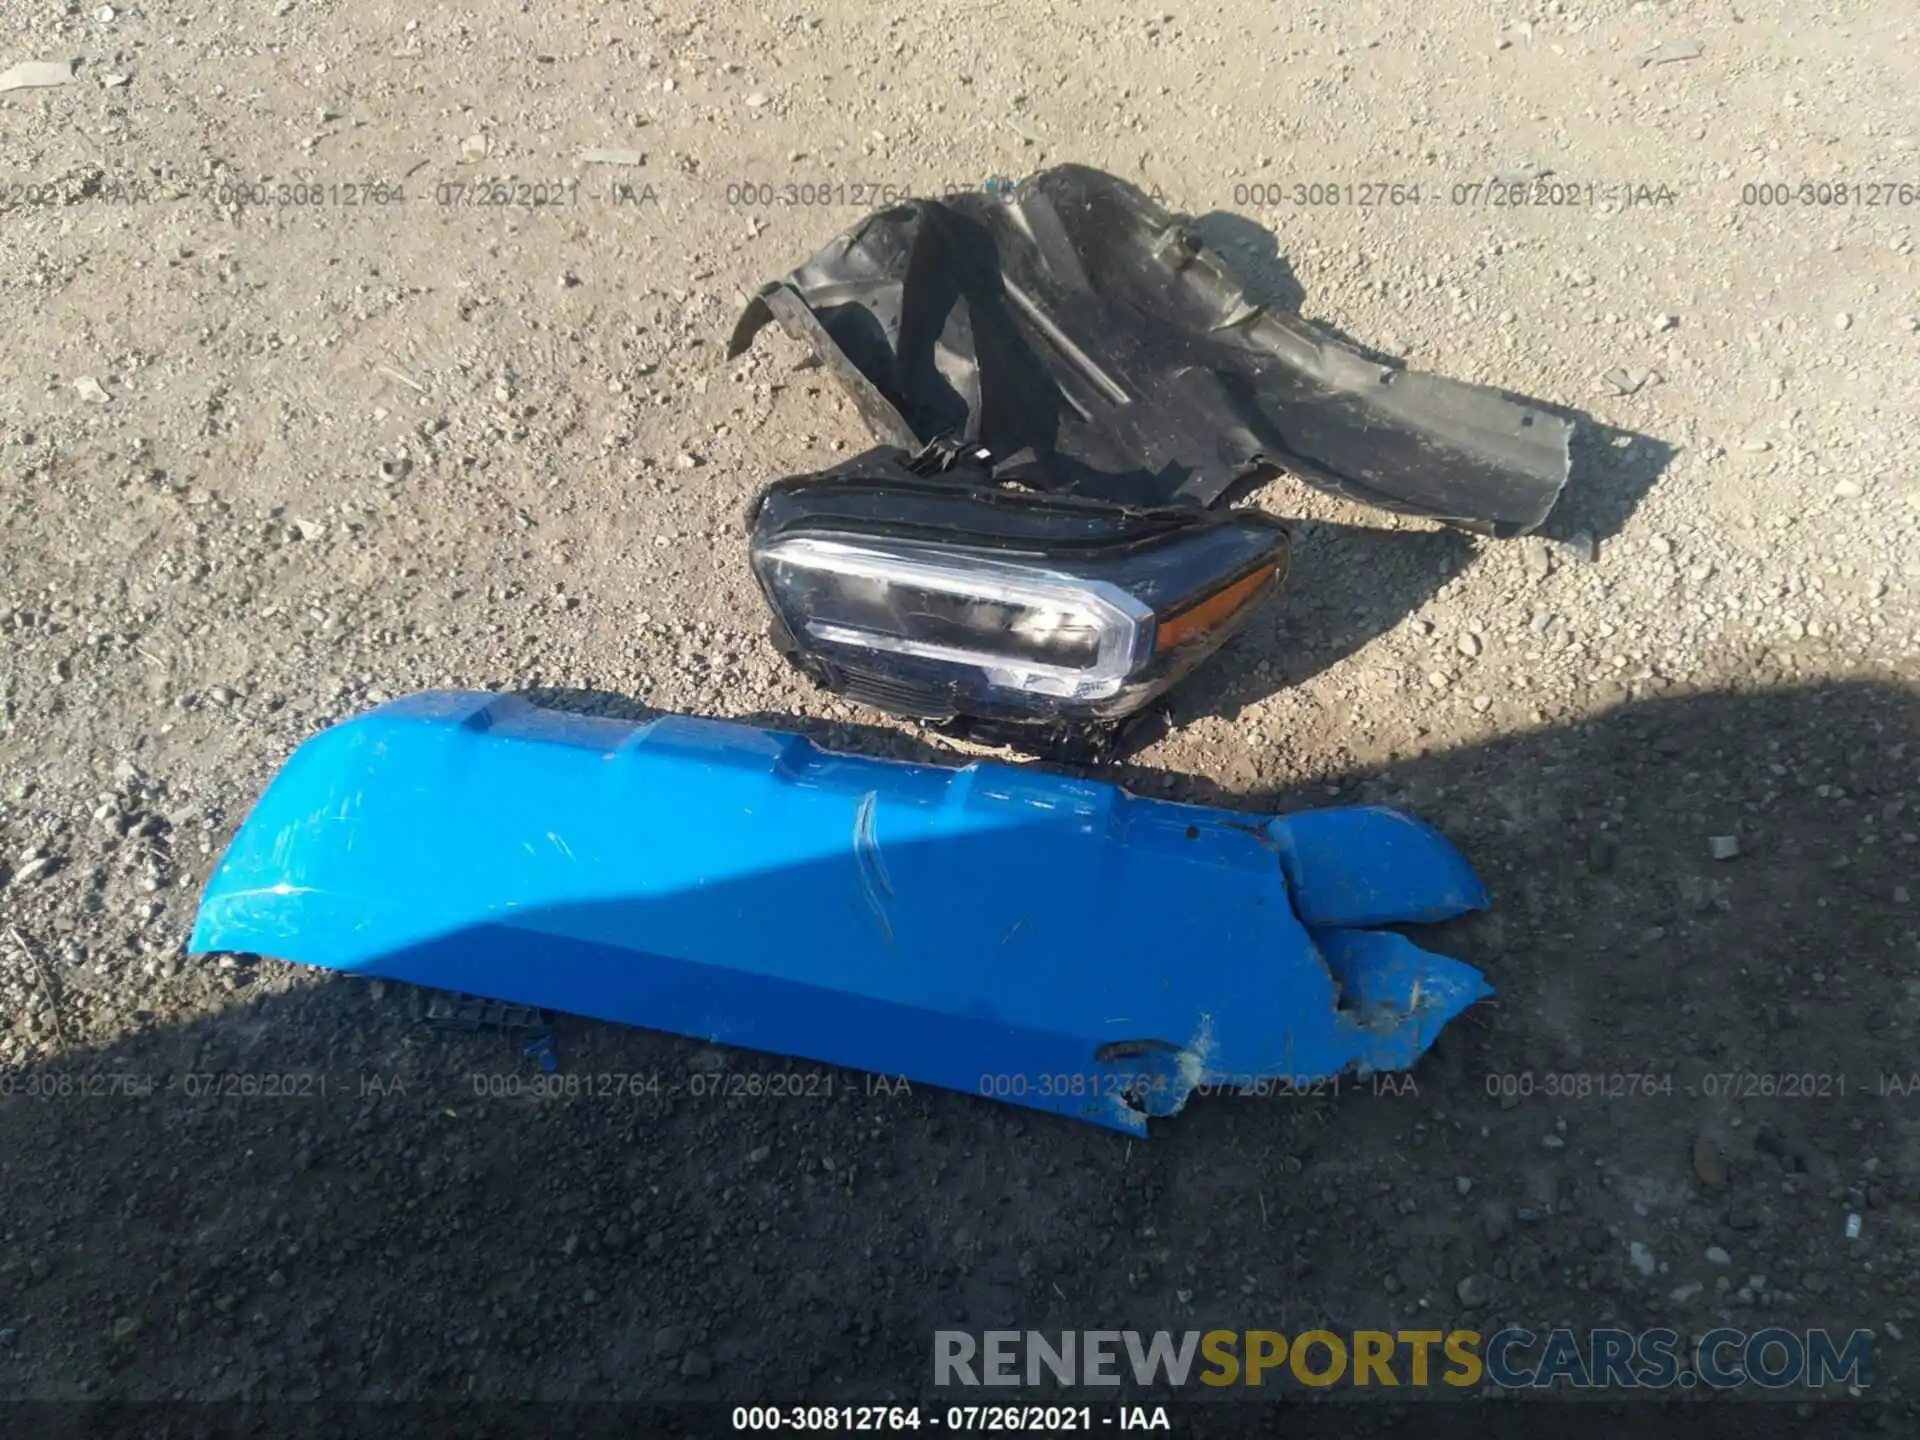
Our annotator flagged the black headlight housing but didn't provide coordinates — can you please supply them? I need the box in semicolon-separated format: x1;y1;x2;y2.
747;447;1288;736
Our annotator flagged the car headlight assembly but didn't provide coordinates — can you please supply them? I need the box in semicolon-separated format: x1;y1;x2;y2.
747;449;1289;730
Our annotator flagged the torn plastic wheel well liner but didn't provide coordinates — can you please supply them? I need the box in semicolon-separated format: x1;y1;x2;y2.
730;164;1574;535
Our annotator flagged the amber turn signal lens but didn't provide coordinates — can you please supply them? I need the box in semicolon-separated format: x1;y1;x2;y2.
1154;565;1280;652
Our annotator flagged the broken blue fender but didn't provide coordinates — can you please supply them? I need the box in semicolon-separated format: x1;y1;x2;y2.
189;693;1494;1134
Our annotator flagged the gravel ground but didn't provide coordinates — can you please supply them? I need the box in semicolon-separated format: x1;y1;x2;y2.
2;0;1917;1423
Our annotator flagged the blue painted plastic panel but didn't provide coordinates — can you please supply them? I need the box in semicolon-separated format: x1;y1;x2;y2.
190;692;1493;1133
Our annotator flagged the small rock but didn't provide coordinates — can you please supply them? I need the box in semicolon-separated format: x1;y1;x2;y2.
1483;1203;1515;1242
747;1145;771;1165
1833;312;1852;332
1522;538;1554;579
676;452;700;469
10;854;58;886
1670;1282;1703;1303
1455;1176;1473;1197
1692;1134;1728;1189
1887;1322;1904;1342
1739;439;1772;453
1542;1134;1565;1150
653;1324;686;1357
745;93;769;108
1587;831;1618;872
98;4;117;19
1708;835;1740;861
1561;531;1597;564
112;1316;139;1340
74;377;111;404
1457;632;1482;658
1832;479;1863;499
292;517;327;542
1456;1273;1493;1307
459;133;490;163
1653;313;1679;332
680;1350;713;1380
1628;1241;1658;1277
1705;1246;1733;1267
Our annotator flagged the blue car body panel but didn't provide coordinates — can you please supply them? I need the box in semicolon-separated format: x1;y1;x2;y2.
189;692;1494;1133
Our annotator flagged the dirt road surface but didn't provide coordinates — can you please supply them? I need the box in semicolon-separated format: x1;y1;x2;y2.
2;0;1916;1427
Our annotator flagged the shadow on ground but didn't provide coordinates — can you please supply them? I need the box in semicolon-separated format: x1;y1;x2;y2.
1;677;1913;1430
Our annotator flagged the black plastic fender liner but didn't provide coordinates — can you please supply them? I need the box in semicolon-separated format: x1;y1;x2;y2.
728;165;1574;537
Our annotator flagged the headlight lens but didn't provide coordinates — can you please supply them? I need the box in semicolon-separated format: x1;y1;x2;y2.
747;449;1289;727
757;537;1151;700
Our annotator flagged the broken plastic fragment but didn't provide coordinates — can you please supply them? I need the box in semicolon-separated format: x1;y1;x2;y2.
189;692;1496;1133
1636;39;1703;66
0;59;78;92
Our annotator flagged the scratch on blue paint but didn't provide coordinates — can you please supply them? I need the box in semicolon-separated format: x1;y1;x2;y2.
853;790;894;946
